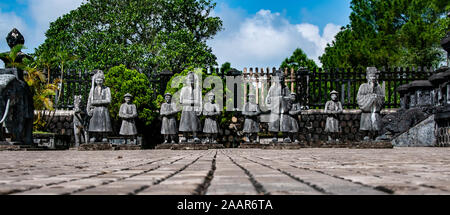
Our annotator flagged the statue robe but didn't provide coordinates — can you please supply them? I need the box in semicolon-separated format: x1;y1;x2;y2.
88;86;112;132
324;100;343;133
357;83;384;131
203;102;220;134
119;103;138;136
242;102;261;133
287;102;302;133
160;102;178;135
265;84;291;132
179;85;202;132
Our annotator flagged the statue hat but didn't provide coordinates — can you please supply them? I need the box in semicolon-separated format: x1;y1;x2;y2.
124;93;133;98
164;92;172;97
330;90;339;95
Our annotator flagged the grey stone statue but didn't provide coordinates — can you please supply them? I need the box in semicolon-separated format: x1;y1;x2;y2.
324;90;343;142
266;70;292;142
87;70;112;142
0;28;34;145
119;93;138;142
242;93;261;143
287;93;302;143
202;92;221;144
73;95;89;147
160;93;178;144
179;72;202;143
357;67;385;140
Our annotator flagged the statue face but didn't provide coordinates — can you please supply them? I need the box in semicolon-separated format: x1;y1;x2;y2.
95;77;104;86
125;97;131;103
165;95;172;103
208;94;215;103
331;94;338;101
249;96;256;103
367;73;377;84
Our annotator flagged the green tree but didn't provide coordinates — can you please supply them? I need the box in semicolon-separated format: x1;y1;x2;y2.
280;48;318;71
35;0;222;73
320;0;450;69
105;65;160;126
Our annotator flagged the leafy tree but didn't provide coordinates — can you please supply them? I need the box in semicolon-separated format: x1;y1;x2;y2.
105;65;160;126
35;0;223;73
320;0;450;69
280;48;318;71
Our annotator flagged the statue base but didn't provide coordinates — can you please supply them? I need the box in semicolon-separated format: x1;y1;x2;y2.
349;141;393;149
0;142;52;151
239;143;263;148
262;143;303;149
155;143;224;150
78;142;142;151
78;143;113;151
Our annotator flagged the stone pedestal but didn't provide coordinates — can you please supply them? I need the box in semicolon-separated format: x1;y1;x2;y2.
78;143;113;151
155;143;224;150
262;143;302;149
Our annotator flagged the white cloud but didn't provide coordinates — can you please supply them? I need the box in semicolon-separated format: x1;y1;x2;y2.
27;0;84;51
0;9;29;68
209;6;342;69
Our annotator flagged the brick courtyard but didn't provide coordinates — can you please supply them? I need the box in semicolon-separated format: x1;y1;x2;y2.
0;148;449;195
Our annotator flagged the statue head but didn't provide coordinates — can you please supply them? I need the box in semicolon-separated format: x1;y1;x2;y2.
124;93;133;103
6;28;25;49
93;70;105;86
164;93;172;103
290;92;297;102
207;92;215;103
273;70;285;85
330;90;339;101
248;93;256;103
366;67;379;84
185;71;197;86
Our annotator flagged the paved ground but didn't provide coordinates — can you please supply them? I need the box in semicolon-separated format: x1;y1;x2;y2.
0;148;449;195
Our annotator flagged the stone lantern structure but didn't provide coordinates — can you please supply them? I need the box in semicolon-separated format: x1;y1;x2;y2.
428;67;450;108
408;80;434;109
396;83;410;110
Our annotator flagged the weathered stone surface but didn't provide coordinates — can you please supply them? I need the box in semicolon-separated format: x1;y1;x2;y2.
392;115;436;147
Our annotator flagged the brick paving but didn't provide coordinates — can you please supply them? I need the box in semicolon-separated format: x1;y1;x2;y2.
0;148;449;195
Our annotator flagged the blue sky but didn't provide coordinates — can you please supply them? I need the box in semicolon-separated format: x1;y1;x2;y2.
0;0;352;69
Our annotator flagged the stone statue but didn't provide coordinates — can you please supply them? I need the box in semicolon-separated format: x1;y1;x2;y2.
202;92;221;144
324;90;343;142
265;70;292;142
160;93;178;144
87;70;112;142
242;93;261;143
0;28;34;145
287;93;302;143
119;93;138;143
73;95;89;147
179;72;202;143
357;67;385;140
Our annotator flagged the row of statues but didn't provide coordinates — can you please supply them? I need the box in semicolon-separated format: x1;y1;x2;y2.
160;67;385;144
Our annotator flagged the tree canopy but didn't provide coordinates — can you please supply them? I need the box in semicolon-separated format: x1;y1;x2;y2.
319;0;450;69
34;0;223;73
280;48;318;71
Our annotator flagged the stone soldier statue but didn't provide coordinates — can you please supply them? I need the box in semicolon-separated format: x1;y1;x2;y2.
202;92;221;144
357;67;385;140
324;90;343;142
179;72;202;143
287;93;302;143
242;93;261;143
73;95;89;146
87;70;112;142
160;93;178;144
119;93;138;143
265;70;292;142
